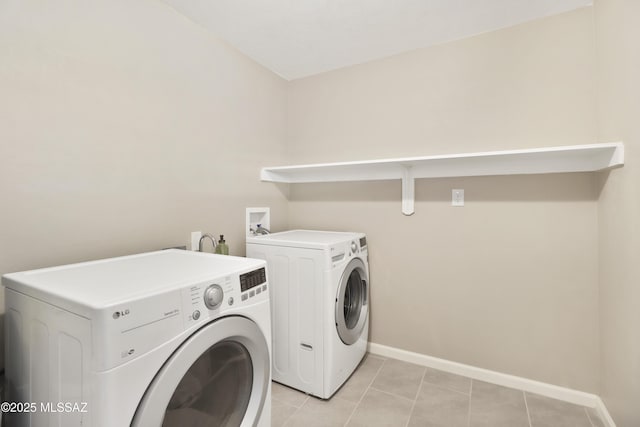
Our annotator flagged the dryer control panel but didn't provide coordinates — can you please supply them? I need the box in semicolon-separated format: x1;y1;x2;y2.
239;267;268;303
98;263;269;371
181;275;234;328
240;267;266;292
180;265;269;331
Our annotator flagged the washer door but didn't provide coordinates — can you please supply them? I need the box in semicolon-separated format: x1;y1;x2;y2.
132;316;269;427
335;258;369;345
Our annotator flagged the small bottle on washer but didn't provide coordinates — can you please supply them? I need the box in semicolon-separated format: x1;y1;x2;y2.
215;235;229;255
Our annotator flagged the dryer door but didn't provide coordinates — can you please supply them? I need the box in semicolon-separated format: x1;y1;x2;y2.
335;258;369;345
132;316;269;427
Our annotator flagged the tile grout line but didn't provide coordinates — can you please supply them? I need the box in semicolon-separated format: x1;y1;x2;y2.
523;391;533;427
584;406;597;427
467;379;474;427
279;392;310;427
342;357;388;427
272;382;311;407
271;393;307;408
419;379;473;398
402;368;427;427
369;386;421;404
412;368;427;400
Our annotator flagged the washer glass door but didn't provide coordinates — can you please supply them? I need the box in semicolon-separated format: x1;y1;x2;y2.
335;258;369;345
132;316;269;427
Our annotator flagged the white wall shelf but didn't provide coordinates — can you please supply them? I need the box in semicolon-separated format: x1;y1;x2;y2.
261;142;624;215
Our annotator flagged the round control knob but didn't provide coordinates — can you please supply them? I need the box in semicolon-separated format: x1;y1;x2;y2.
351;241;358;253
204;284;224;310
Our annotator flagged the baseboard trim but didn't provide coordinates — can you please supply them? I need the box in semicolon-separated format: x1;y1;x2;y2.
367;342;616;427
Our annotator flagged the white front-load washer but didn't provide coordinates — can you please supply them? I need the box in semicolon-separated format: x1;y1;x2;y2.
2;249;271;427
246;230;369;399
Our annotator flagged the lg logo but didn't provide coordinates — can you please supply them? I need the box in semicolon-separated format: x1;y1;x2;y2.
112;309;130;319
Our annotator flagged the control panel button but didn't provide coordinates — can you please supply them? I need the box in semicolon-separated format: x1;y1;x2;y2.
351;241;358;253
192;310;201;320
228;296;234;306
256;287;262;295
204;284;224;310
262;284;267;292
241;293;248;301
249;290;255;298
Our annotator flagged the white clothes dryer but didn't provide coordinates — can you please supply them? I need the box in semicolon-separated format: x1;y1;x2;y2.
2;249;271;427
246;230;369;399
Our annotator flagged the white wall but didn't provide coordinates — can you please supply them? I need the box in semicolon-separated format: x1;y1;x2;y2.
286;8;601;392
595;0;640;425
0;0;288;369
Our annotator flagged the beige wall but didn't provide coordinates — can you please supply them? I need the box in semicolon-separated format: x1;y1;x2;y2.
286;8;601;392
595;0;640;425
0;0;288;368
3;2;636;420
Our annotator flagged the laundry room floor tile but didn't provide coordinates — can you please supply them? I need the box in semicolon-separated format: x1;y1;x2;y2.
334;354;385;403
271;399;298;427
272;382;309;408
345;388;413;427
407;381;470;427
270;353;603;427
284;396;356;427
370;358;425;400
525;392;593;427
468;380;530;427
586;407;606;427
423;367;472;395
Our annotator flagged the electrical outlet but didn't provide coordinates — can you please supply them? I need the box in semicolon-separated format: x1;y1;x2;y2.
452;189;464;206
191;231;202;251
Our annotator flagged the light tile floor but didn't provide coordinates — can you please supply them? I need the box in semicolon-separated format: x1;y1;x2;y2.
271;354;605;427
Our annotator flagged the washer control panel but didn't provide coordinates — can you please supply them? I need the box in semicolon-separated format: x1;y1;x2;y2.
359;236;367;249
330;234;368;268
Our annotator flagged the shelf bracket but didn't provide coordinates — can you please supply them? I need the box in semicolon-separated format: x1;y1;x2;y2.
401;166;415;216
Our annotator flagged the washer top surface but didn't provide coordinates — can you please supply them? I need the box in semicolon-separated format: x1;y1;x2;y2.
247;230;363;249
2;249;265;309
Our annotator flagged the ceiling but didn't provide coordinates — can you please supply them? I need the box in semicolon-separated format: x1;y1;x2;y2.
162;0;592;80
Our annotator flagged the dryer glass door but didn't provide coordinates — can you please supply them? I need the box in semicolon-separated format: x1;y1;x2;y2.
164;340;252;425
132;316;269;427
335;258;369;345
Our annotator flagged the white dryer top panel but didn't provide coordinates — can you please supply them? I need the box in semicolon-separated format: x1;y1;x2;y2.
247;230;363;249
2;250;264;309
